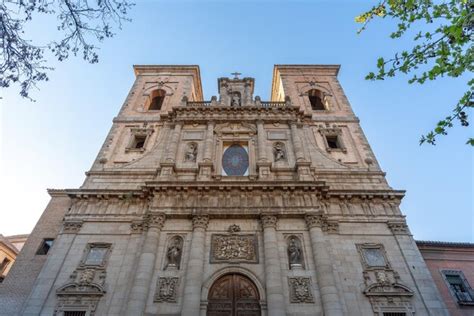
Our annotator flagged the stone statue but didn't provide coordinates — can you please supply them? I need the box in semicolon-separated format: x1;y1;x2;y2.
288;237;303;268
273;142;286;162
231;93;241;107
166;237;182;269
184;143;197;162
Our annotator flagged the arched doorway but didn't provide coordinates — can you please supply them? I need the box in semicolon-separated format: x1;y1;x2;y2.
207;273;261;316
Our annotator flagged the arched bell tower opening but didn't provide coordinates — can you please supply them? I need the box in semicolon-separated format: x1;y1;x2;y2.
207;273;261;316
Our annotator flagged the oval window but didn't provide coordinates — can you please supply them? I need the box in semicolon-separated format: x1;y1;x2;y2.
222;144;249;176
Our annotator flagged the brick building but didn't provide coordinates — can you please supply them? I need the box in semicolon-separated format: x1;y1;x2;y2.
417;241;474;316
0;65;449;315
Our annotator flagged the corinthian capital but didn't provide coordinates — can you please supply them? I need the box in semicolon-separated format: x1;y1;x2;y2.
261;214;278;229
305;213;326;229
144;212;166;230
192;215;209;230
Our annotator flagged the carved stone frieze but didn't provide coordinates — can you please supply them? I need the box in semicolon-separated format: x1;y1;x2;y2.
387;221;410;235
228;224;241;233
288;277;314;303
192;215;209;229
62;220;83;234
210;234;258;263
261;214;278;229
130;221;144;234
322;220;339;234
154;277;179;303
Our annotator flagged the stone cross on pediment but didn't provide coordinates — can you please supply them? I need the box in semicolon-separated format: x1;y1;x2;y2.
231;72;242;79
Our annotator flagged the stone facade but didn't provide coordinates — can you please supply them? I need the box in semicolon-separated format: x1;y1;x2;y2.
0;65;449;315
0;234;28;283
417;241;474;316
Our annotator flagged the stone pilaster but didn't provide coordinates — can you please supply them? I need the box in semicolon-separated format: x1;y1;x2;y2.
257;120;267;162
305;213;343;316
198;122;215;180
261;214;286;316
165;121;183;162
290;122;313;180
290;122;305;162
125;212;165;316
256;120;272;179
181;215;209;315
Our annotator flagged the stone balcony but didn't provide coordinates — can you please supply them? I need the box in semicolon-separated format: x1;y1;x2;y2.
184;96;291;109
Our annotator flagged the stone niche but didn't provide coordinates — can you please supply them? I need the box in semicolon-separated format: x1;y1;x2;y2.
218;77;255;107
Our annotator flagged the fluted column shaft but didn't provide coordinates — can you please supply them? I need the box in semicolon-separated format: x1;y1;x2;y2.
125;213;166;316
203;122;215;162
261;214;286;316
166;121;183;162
182;215;209;315
290;122;305;161
257;120;268;162
305;214;343;316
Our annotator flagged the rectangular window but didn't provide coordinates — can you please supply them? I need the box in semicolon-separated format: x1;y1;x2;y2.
0;258;11;274
36;238;54;255
326;135;340;149
383;313;406;316
63;311;86;316
442;270;474;304
82;243;111;267
132;135;147;149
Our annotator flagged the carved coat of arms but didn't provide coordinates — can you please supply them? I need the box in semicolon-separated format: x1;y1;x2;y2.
210;234;258;263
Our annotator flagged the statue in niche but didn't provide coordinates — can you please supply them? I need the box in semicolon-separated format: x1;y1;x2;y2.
184;143;197;162
231;92;241;107
166;237;182;270
288;237;303;269
273;142;286;162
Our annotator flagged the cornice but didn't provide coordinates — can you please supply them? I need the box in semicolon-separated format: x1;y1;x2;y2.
47;189;70;197
274;64;341;76
160;105;310;123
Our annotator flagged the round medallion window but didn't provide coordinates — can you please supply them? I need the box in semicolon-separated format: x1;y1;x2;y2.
222;144;249;176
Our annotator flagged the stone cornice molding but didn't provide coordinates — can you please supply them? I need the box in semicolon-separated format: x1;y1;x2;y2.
159;106;310;124
192;215;209;230
260;214;278;229
47;189;69;197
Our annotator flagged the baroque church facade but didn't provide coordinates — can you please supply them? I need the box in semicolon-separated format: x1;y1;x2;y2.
0;65;448;316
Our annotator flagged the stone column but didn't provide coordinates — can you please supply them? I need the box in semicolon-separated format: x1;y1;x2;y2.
305;213;343;316
256;121;272;179
203;121;215;162
165;121;183;162
181;215;209;315
290;122;305;162
256;120;267;162
198;122;215;180
261;214;286;316
125;213;165;316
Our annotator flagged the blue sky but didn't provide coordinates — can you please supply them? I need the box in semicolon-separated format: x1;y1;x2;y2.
1;0;472;241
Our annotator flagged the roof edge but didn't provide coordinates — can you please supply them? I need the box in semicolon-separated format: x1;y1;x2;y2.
416;240;474;248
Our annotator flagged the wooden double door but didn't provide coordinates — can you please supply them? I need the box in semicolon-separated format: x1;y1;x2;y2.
207;273;261;316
